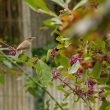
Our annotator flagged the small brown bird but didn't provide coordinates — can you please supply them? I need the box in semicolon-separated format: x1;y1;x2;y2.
16;37;36;53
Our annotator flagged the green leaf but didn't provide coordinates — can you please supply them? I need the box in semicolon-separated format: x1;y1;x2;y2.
106;104;110;110
44;17;62;27
99;101;110;110
57;84;64;91
51;0;65;8
101;91;110;97
56;44;64;49
27;57;38;67
25;0;56;16
63;92;71;100
82;87;89;92
25;78;37;96
96;40;105;51
89;96;97;103
67;0;71;4
61;102;68;107
3;60;13;68
46;49;52;61
56;36;65;44
17;54;28;62
98;77;108;84
68;74;75;80
35;60;51;86
55;54;70;68
73;0;88;10
57;84;68;94
91;62;101;78
25;0;49;11
68;60;80;74
51;18;62;25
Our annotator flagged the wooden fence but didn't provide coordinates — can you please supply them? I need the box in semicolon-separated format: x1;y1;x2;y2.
0;0;34;110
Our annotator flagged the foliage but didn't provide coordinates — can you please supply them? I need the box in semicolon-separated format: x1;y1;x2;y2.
0;0;110;110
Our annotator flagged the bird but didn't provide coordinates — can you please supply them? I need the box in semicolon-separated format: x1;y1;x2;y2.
16;37;36;54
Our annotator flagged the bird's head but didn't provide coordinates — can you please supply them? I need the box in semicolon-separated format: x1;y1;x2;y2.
25;37;36;42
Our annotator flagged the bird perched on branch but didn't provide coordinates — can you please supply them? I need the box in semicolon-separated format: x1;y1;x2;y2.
16;37;36;54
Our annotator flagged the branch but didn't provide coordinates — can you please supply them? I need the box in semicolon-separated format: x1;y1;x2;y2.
58;76;92;110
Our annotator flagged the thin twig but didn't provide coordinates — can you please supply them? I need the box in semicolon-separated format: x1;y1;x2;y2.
0;41;16;50
58;76;92;110
64;0;72;14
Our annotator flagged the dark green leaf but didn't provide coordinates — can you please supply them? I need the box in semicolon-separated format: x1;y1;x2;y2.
55;55;70;68
99;101;110;110
35;60;51;86
91;62;101;79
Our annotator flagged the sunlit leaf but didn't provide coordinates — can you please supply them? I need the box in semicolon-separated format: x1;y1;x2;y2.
57;44;64;49
25;0;49;11
67;0;71;4
25;0;56;16
68;60;80;74
44;18;62;27
73;0;88;10
17;54;28;62
27;57;38;67
68;74;75;80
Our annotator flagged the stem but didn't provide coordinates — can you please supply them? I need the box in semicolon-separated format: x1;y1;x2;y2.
64;0;72;14
0;41;16;50
0;51;64;110
58;77;92;110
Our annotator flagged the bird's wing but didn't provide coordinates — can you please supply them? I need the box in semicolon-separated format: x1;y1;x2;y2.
16;40;31;51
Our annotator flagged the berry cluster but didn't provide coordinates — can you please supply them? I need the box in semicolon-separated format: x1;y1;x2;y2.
70;54;82;65
8;48;16;56
52;69;60;81
86;78;96;96
51;48;58;58
75;78;96;97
